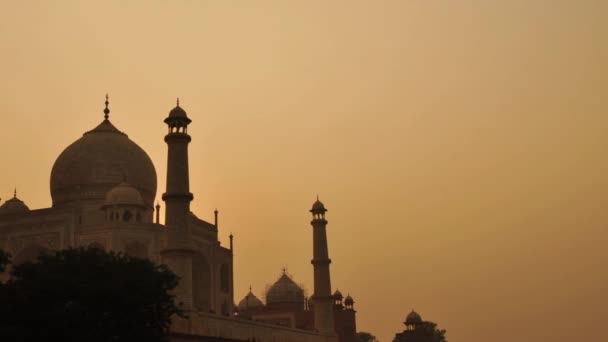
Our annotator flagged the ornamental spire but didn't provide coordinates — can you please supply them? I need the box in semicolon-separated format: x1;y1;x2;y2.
104;94;110;120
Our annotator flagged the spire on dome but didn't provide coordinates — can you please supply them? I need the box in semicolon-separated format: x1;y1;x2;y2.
14;187;17;198
104;94;110;120
176;97;180;107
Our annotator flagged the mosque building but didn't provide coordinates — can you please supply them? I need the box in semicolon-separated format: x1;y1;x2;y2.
236;270;357;342
0;97;357;342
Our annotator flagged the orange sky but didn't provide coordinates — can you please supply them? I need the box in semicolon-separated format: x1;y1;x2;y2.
1;1;607;341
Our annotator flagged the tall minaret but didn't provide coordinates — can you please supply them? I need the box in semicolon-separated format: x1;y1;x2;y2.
161;99;195;308
310;197;335;335
162;99;193;232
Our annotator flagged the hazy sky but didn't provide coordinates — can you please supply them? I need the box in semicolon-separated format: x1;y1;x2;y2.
1;1;607;341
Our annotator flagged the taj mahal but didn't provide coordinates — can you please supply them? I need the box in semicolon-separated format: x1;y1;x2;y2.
0;97;359;342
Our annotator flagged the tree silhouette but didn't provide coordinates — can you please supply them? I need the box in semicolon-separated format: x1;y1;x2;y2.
418;321;447;342
0;247;183;342
0;249;9;273
357;331;380;342
393;320;447;342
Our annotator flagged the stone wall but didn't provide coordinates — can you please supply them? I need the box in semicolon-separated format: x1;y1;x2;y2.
171;312;337;342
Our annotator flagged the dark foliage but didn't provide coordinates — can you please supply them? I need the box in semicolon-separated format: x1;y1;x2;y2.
0;249;9;273
417;321;447;342
0;247;183;342
393;321;447;342
357;331;380;342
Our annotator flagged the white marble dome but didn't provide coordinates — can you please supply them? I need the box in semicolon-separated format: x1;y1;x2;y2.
50;119;157;208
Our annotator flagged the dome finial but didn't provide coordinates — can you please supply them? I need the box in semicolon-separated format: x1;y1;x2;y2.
176;97;180;107
104;94;110;120
14;187;17;198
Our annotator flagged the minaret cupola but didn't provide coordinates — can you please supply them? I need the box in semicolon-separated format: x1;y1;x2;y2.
164;98;192;134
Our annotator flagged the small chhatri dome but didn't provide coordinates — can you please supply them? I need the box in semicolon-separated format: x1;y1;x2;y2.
405;310;423;325
311;196;327;213
103;182;145;207
344;295;354;306
165;98;191;123
266;271;305;305
333;289;343;300
0;190;30;215
237;288;264;311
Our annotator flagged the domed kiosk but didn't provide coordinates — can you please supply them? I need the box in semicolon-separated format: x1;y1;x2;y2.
102;182;147;224
0;190;29;216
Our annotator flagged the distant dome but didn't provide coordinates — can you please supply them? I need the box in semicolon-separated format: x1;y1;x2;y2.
266;272;305;306
344;295;354;306
237;290;264;311
0;195;29;215
104;182;145;207
50;119;157;208
405;310;422;325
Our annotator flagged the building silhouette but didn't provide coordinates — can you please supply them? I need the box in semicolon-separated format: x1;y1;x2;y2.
393;310;439;342
0;97;352;342
236;270;357;342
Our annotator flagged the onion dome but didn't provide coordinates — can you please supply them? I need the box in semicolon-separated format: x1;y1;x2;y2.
344;295;354;306
237;288;264;311
0;191;29;215
405;310;423;325
266;272;305;306
333;289;343;300
50;97;157;208
103;182;145;208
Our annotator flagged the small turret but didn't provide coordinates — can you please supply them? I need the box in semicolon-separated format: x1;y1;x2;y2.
0;188;30;216
102;182;147;223
405;310;423;331
344;294;355;310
